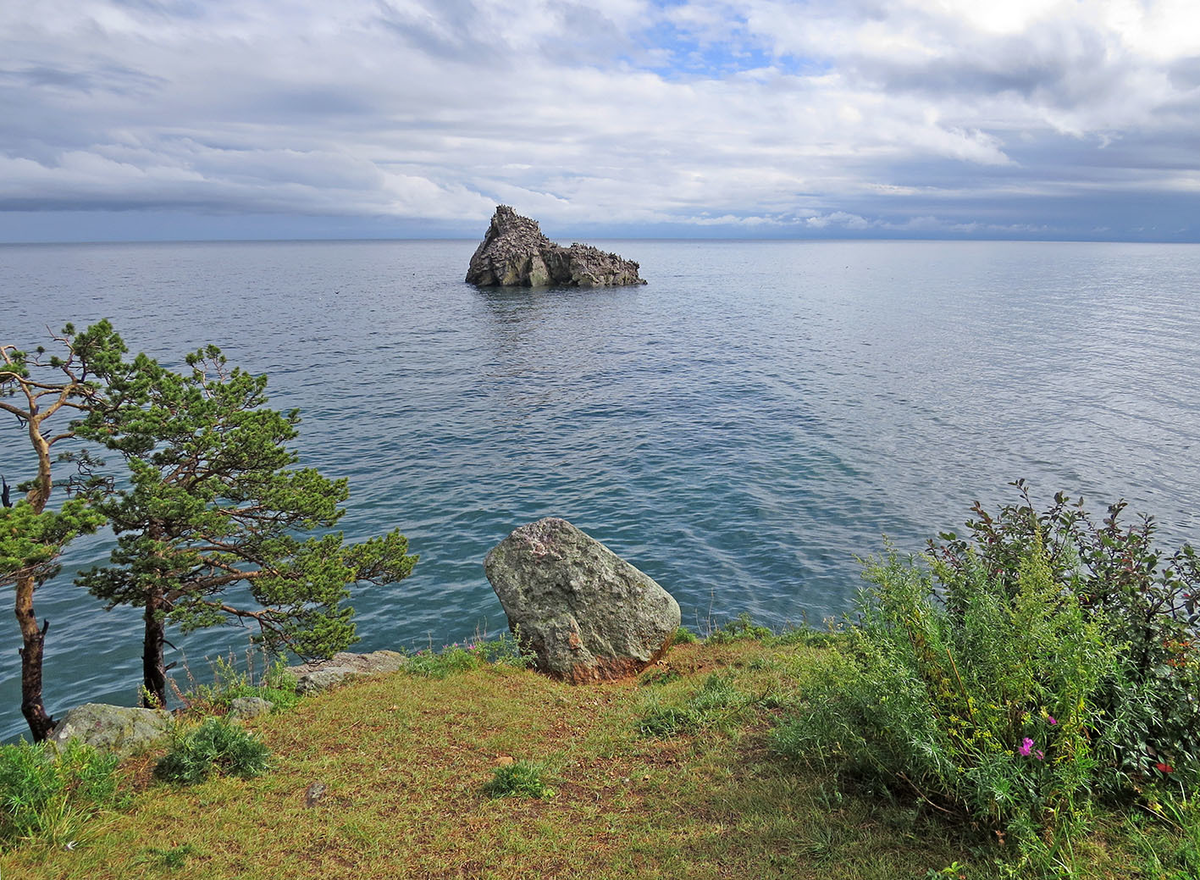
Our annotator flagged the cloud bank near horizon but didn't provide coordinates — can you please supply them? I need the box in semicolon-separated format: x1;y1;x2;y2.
2;0;1199;241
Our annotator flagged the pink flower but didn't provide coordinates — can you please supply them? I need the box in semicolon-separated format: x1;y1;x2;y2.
1018;737;1034;757
1035;750;1045;761
1046;716;1057;726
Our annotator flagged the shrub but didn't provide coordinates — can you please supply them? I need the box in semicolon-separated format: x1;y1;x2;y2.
154;717;270;785
775;484;1200;868
928;482;1200;793
483;761;555;799
0;738;123;850
406;644;481;679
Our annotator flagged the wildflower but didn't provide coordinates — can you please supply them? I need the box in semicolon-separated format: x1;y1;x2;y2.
1018;737;1034;757
1156;762;1174;774
1046;715;1057;726
1035;750;1045;761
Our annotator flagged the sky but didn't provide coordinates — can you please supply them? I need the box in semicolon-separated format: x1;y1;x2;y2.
2;0;1199;242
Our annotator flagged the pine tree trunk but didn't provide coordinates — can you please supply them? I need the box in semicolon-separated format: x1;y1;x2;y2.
16;572;55;741
142;590;168;709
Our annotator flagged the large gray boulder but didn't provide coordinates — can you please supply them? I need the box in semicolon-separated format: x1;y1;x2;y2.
466;206;646;288
286;650;407;695
49;703;173;758
484;518;680;683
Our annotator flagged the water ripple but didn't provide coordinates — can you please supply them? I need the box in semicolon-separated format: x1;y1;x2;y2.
1;240;1199;739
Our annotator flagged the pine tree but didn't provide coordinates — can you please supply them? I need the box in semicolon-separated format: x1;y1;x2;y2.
76;345;416;708
0;322;135;740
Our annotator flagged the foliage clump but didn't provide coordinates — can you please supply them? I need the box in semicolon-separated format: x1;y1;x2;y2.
774;482;1200;872
703;613;841;648
672;626;699;645
154;717;270;785
0;739;124;850
482;760;555;799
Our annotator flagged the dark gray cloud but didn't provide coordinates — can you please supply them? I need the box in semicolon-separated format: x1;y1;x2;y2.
0;0;1197;241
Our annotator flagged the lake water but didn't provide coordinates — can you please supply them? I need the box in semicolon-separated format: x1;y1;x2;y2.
2;239;1199;741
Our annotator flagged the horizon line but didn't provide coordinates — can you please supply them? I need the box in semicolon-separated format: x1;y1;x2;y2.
3;235;1200;246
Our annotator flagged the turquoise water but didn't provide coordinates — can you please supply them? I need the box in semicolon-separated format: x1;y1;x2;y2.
2;239;1199;740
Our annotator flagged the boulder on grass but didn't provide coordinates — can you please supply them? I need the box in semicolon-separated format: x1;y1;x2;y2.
483;517;680;683
286;650;407;695
49;703;173;758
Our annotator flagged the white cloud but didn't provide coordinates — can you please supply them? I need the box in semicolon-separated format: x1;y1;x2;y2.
806;211;872;229
0;0;1197;238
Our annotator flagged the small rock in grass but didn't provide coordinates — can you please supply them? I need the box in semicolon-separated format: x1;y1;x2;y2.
304;781;327;807
228;696;273;719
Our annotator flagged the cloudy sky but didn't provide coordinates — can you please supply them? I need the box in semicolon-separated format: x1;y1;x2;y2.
2;0;1199;241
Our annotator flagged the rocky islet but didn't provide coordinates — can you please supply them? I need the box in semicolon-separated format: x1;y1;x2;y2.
465;205;646;288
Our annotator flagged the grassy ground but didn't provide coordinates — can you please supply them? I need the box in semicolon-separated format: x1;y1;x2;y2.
0;637;1185;879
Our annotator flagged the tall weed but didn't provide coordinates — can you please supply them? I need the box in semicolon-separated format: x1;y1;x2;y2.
170;650;301;716
0;739;123;850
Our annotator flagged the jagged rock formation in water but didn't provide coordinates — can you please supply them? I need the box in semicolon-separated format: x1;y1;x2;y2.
465;205;646;288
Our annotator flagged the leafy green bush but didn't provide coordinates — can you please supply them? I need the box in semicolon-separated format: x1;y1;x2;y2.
774;484;1200;870
0;738;123;850
483;760;555;799
928;483;1200;792
154;717;270;785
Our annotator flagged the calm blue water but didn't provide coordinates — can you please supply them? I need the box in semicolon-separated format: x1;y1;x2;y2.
2;239;1199;740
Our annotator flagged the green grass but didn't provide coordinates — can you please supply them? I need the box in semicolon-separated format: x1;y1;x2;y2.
0;637;1192;878
0;739;125;851
637;672;757;737
483;761;556;799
